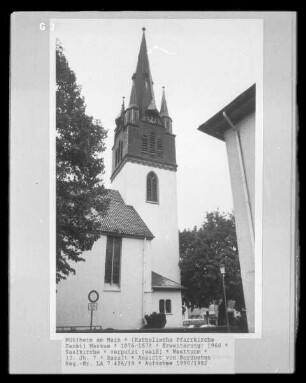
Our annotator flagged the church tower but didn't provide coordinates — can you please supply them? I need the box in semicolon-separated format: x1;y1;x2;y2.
111;28;177;181
111;28;182;326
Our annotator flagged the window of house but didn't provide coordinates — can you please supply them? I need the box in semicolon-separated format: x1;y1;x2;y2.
146;171;158;203
157;138;163;158
149;132;155;156
141;135;148;154
104;236;122;286
159;299;172;314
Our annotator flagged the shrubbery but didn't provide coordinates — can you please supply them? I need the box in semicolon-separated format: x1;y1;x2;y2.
144;312;167;329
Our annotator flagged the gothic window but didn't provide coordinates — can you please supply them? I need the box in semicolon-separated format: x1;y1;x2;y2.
115;141;123;167
104;236;122;286
159;299;172;314
141;135;148;154
149;132;155;156
146;171;158;203
157;138;163;158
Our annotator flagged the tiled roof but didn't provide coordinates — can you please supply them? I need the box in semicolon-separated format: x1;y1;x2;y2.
97;189;154;239
151;271;186;290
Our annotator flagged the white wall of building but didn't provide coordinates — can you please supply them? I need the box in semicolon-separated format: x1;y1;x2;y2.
111;162;181;284
224;112;255;332
56;235;152;330
146;290;183;328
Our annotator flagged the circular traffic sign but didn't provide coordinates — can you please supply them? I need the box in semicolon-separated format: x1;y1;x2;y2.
88;290;99;303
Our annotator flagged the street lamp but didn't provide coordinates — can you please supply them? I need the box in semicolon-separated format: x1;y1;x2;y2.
220;264;230;333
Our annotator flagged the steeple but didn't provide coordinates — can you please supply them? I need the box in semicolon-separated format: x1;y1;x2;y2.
115;97;125;127
134;27;158;116
160;86;169;117
160;87;172;133
111;29;177;181
121;96;125;114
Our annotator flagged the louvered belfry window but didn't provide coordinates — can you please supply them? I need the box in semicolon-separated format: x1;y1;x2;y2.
149;132;155;156
141;135;148;154
157;138;163;158
146;171;158;203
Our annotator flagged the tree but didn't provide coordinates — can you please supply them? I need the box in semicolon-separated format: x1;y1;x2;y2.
56;40;109;283
179;211;245;311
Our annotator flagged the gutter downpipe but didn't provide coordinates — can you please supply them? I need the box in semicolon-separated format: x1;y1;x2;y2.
142;237;147;326
222;111;255;251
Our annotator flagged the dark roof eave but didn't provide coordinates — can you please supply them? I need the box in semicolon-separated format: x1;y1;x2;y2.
100;230;154;240
198;83;256;141
152;286;187;291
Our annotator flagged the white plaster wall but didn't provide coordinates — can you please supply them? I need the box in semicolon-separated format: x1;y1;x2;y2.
224;113;255;332
111;162;181;284
56;236;150;329
236;112;256;220
146;290;183;328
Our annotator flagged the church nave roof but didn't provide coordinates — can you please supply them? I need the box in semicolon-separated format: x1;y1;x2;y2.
97;189;154;240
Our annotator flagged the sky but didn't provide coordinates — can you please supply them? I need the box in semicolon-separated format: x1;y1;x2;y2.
54;17;262;231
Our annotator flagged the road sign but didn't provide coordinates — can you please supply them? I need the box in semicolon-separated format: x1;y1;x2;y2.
88;290;99;303
88;303;98;311
88;290;99;331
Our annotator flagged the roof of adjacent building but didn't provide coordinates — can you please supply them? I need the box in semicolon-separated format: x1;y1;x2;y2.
151;271;186;290
97;189;154;239
198;83;256;141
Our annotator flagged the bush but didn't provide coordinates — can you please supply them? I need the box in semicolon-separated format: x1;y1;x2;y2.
144;312;167;329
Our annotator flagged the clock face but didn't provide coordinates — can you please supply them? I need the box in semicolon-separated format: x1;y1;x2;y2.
146;115;157;124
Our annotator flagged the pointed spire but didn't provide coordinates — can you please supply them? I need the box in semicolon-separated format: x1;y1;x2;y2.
121;96;125;113
160;86;169;117
116;97;125;121
128;77;138;109
134;28;157;115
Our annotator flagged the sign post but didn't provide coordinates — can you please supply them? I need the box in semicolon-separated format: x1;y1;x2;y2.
88;290;99;332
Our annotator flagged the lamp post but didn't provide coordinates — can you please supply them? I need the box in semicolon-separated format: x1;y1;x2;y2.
220;264;230;333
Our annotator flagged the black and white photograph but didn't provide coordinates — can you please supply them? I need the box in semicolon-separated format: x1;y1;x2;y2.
52;19;262;334
9;11;297;374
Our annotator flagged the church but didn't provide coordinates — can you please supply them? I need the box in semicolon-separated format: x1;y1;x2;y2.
56;28;184;331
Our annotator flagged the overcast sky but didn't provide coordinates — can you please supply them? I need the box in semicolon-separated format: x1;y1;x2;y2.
54;17;262;231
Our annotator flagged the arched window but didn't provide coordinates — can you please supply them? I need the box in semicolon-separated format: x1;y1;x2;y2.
149;132;155;156
141;135;148;154
146;171;158;203
157;138;163;158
